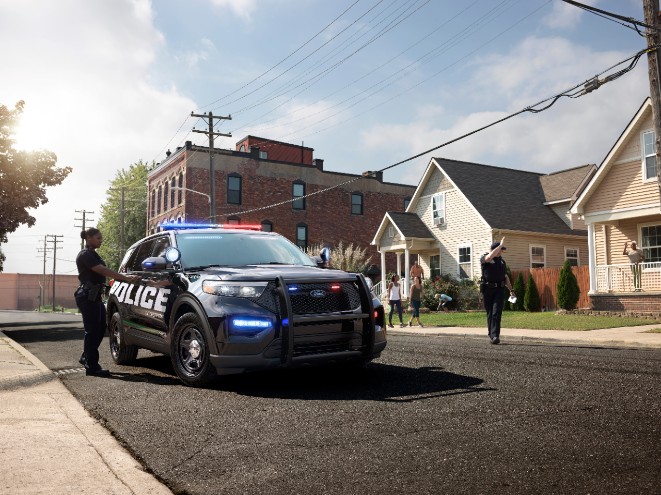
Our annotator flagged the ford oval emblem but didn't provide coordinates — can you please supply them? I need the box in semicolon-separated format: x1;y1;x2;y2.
310;289;326;298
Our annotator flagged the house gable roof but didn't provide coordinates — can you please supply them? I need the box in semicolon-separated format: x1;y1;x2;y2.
571;97;650;214
371;211;435;245
540;164;597;203
434;158;584;236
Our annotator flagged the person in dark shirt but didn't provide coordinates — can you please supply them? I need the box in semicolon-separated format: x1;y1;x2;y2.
479;237;514;345
76;227;140;376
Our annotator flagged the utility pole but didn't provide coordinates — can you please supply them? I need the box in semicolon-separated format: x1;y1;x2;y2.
36;235;52;310
643;0;661;203
74;209;95;249
191;111;232;222
46;235;63;311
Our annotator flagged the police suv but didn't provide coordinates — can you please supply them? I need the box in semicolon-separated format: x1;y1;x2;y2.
107;224;387;386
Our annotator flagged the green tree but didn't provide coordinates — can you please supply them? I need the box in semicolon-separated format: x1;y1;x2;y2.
524;273;541;312
96;161;151;271
306;241;372;274
557;259;580;310
512;272;526;311
0;101;72;270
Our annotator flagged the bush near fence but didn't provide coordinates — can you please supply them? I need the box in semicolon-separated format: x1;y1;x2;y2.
511;266;590;311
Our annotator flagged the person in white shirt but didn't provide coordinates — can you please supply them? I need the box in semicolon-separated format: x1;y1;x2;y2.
623;240;645;291
387;274;405;328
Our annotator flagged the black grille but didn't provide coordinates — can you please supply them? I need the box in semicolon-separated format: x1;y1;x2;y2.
253;281;363;316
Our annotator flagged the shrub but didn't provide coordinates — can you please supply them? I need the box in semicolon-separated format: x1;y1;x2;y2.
512;272;526;311
421;275;481;311
557;260;580;310
305;241;372;274
524;273;541;312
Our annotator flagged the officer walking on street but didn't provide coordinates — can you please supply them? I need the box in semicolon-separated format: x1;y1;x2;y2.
480;237;514;345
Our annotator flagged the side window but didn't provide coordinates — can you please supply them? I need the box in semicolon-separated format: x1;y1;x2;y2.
127;240;155;272
151;236;171;258
431;192;445;226
228;174;242;205
293;181;305;210
296;223;308;249
351;192;363;215
642;130;657;182
530;245;546;268
565;247;579;266
118;247;136;273
458;245;472;279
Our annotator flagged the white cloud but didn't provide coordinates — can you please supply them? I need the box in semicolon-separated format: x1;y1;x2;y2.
208;0;257;21
1;0;196;274
542;0;590;30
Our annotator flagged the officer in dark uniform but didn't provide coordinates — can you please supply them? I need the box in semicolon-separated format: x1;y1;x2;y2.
479;237;514;345
76;227;140;376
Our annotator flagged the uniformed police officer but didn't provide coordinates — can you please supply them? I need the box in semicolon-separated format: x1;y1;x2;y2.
76;227;140;376
479;237;514;345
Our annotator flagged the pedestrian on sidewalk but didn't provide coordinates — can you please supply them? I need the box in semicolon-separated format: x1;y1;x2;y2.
623;240;644;291
406;276;424;327
387;274;405;328
479;237;513;345
76;227;140;376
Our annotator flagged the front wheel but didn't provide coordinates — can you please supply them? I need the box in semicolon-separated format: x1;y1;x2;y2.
109;312;138;365
170;312;215;386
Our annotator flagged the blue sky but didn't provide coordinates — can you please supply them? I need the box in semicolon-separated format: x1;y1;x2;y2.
1;0;651;274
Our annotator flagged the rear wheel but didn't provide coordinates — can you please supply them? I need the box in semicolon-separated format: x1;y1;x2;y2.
171;312;215;386
109;312;138;364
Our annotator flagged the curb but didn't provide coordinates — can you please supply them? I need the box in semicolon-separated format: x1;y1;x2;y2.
0;331;55;391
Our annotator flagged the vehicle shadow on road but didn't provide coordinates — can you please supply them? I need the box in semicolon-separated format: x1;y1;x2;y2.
213;363;493;403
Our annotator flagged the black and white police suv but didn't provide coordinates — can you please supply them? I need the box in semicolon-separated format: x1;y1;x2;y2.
106;223;387;386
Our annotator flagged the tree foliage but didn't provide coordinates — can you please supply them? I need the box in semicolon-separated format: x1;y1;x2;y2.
557;260;580;310
512;272;526;311
0;101;72;257
524;273;541;312
96;161;151;271
305;240;372;274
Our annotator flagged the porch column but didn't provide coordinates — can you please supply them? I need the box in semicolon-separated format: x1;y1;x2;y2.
396;253;402;283
404;247;410;296
380;251;386;294
587;223;596;293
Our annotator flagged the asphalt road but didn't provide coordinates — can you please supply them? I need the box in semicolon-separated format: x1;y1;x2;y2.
5;317;661;495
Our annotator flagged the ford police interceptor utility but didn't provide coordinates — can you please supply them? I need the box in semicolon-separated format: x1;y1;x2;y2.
107;223;387;386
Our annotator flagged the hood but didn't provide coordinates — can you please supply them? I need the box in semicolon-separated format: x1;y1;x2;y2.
185;265;359;282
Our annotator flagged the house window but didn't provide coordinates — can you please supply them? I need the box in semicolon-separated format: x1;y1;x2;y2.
227;174;242;204
150;189;155;217
429;255;441;279
351;192;363;215
642;130;658;181
565;248;579;266
458;245;472;279
431;192;445;226
292;181;305;210
261;220;273;232
163;181;169;211
239;144;246;152
177;174;183;205
259;150;268;159
296;223;308;249
170;178;176;208
157;186;162;214
404;196;411;211
226;217;240;225
530;245;546;268
388;226;394;238
641;224;661;262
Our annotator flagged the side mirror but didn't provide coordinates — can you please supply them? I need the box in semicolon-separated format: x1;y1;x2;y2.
142;256;167;271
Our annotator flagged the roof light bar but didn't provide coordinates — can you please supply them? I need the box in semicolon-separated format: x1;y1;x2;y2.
159;222;262;231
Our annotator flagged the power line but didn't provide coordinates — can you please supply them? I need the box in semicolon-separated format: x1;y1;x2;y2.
560;0;656;35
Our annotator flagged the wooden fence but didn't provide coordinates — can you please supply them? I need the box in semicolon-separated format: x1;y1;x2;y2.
511;266;590;310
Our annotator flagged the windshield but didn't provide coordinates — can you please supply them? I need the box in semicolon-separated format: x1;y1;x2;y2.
175;232;316;268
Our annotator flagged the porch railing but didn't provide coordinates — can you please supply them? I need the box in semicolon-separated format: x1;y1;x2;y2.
595;262;661;292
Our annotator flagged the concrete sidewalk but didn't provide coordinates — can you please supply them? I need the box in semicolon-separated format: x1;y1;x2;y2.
1;315;660;495
0;331;173;495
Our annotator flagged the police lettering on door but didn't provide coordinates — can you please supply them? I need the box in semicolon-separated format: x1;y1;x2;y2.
109;282;171;312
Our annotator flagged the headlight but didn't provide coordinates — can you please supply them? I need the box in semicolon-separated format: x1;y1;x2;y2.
202;280;268;298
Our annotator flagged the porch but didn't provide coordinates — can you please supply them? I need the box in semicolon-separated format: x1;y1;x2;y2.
594;262;661;293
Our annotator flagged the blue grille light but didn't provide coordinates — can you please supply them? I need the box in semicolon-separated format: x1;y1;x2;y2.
288;286;298;292
229;317;272;338
233;318;271;328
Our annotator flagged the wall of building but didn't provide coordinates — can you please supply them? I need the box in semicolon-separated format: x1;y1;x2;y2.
0;274;80;311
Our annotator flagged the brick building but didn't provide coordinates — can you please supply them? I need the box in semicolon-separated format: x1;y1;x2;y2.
146;136;415;279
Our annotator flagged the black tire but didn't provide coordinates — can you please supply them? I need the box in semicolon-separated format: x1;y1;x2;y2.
109;312;138;365
170;312;215;386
